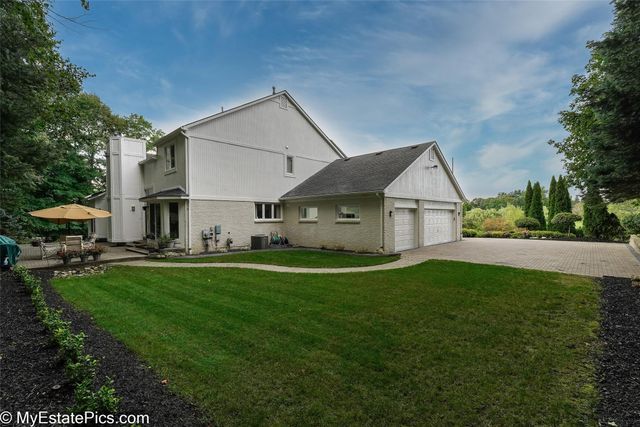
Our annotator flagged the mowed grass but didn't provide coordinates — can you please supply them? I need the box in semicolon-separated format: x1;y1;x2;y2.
152;249;400;268
53;261;600;425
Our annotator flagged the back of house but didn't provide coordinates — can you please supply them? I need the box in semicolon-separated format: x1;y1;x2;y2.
88;89;465;254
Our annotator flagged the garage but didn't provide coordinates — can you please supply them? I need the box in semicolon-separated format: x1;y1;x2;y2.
394;208;416;251
423;208;454;246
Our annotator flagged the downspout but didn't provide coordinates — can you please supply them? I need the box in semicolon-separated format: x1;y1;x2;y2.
181;130;191;254
376;192;384;252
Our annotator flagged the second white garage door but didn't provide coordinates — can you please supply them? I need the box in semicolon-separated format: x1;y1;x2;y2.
423;209;454;246
394;208;416;251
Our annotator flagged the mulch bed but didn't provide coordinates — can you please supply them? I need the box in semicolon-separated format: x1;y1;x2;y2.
0;272;75;414
2;270;211;426
598;275;640;425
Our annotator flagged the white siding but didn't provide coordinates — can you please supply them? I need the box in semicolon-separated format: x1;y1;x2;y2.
107;137;146;242
385;147;462;202
142;135;187;193
188;97;341;200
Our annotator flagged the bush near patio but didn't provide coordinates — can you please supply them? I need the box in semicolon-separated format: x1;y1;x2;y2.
52;262;600;425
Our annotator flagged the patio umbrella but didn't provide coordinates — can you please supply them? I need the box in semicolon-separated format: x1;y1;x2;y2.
29;203;111;224
30;203;112;236
0;235;21;268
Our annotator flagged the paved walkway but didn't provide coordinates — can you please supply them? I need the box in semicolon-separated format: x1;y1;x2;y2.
116;238;640;278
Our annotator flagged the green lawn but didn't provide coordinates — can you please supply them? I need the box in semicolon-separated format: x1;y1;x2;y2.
152;249;400;268
53;261;600;425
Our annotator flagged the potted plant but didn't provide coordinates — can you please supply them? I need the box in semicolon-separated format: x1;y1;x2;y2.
79;251;89;263
57;250;80;265
157;234;173;250
90;245;107;261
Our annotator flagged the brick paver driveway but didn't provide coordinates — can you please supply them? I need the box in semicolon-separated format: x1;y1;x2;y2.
405;238;640;278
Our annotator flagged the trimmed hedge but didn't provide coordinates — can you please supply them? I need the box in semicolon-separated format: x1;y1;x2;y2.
463;230;577;240
13;266;120;413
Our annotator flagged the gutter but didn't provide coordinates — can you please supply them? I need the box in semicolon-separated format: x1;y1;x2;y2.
182;129;192;254
376;192;384;252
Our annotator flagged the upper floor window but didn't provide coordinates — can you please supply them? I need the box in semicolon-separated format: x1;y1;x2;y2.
286;155;294;175
165;144;176;171
429;148;435;161
255;203;282;221
336;205;360;222
299;206;318;221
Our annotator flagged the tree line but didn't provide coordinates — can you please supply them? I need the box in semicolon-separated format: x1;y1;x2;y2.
0;0;164;239
549;1;639;213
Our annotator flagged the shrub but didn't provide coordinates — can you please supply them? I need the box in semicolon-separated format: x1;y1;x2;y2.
482;217;513;232
462;229;478;237
551;213;582;234
463;208;500;229
622;213;640;235
515;217;541;230
529;230;575;239
12;266;120;414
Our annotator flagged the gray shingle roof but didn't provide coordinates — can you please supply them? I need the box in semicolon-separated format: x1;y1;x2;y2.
281;142;435;199
139;187;188;201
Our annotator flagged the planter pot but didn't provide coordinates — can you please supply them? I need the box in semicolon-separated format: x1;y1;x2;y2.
80;255;88;263
62;258;70;265
92;253;102;261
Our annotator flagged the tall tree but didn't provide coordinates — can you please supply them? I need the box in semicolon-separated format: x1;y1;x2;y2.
524;181;533;216
529;182;546;229
555;176;572;215
583;188;625;239
549;0;640;201
0;0;89;236
548;176;557;222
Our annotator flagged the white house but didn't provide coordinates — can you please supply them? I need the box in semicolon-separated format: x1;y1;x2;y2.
88;90;466;254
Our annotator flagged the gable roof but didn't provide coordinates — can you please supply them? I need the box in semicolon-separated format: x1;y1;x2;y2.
153;90;346;158
281;142;435;199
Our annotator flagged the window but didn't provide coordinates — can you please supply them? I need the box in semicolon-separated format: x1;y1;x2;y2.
279;95;288;109
429;148;435;161
336;205;360;221
255;203;282;221
149;204;161;238
169;203;179;239
299;207;318;221
285;155;294;175
165;144;176;171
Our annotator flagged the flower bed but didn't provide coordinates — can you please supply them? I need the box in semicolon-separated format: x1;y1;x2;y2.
13;266;120;413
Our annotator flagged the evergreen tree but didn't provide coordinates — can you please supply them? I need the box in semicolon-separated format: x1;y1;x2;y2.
555;176;572;215
524;181;533;216
548;176;557;223
583;188;625;239
529;182;546;229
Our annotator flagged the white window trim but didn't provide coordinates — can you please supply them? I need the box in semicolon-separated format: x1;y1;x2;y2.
284;154;295;177
335;205;360;223
254;202;283;223
299;206;318;223
165;144;176;173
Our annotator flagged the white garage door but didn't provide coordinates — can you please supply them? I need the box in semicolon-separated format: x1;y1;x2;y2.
423;209;454;246
395;208;416;251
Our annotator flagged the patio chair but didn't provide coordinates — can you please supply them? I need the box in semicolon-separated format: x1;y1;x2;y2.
62;235;83;253
82;233;97;250
39;241;60;260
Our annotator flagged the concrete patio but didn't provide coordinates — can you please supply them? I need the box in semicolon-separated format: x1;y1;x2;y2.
18;245;147;269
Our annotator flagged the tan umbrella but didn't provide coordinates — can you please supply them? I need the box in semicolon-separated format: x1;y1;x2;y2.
29;203;111;224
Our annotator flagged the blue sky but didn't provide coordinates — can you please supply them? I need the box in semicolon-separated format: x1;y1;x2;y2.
52;0;612;198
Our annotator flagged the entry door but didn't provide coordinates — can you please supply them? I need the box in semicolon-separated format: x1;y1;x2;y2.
395;208;416;251
423;209;454;246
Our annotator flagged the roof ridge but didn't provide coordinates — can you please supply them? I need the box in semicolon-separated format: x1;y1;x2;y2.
342;141;435;160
